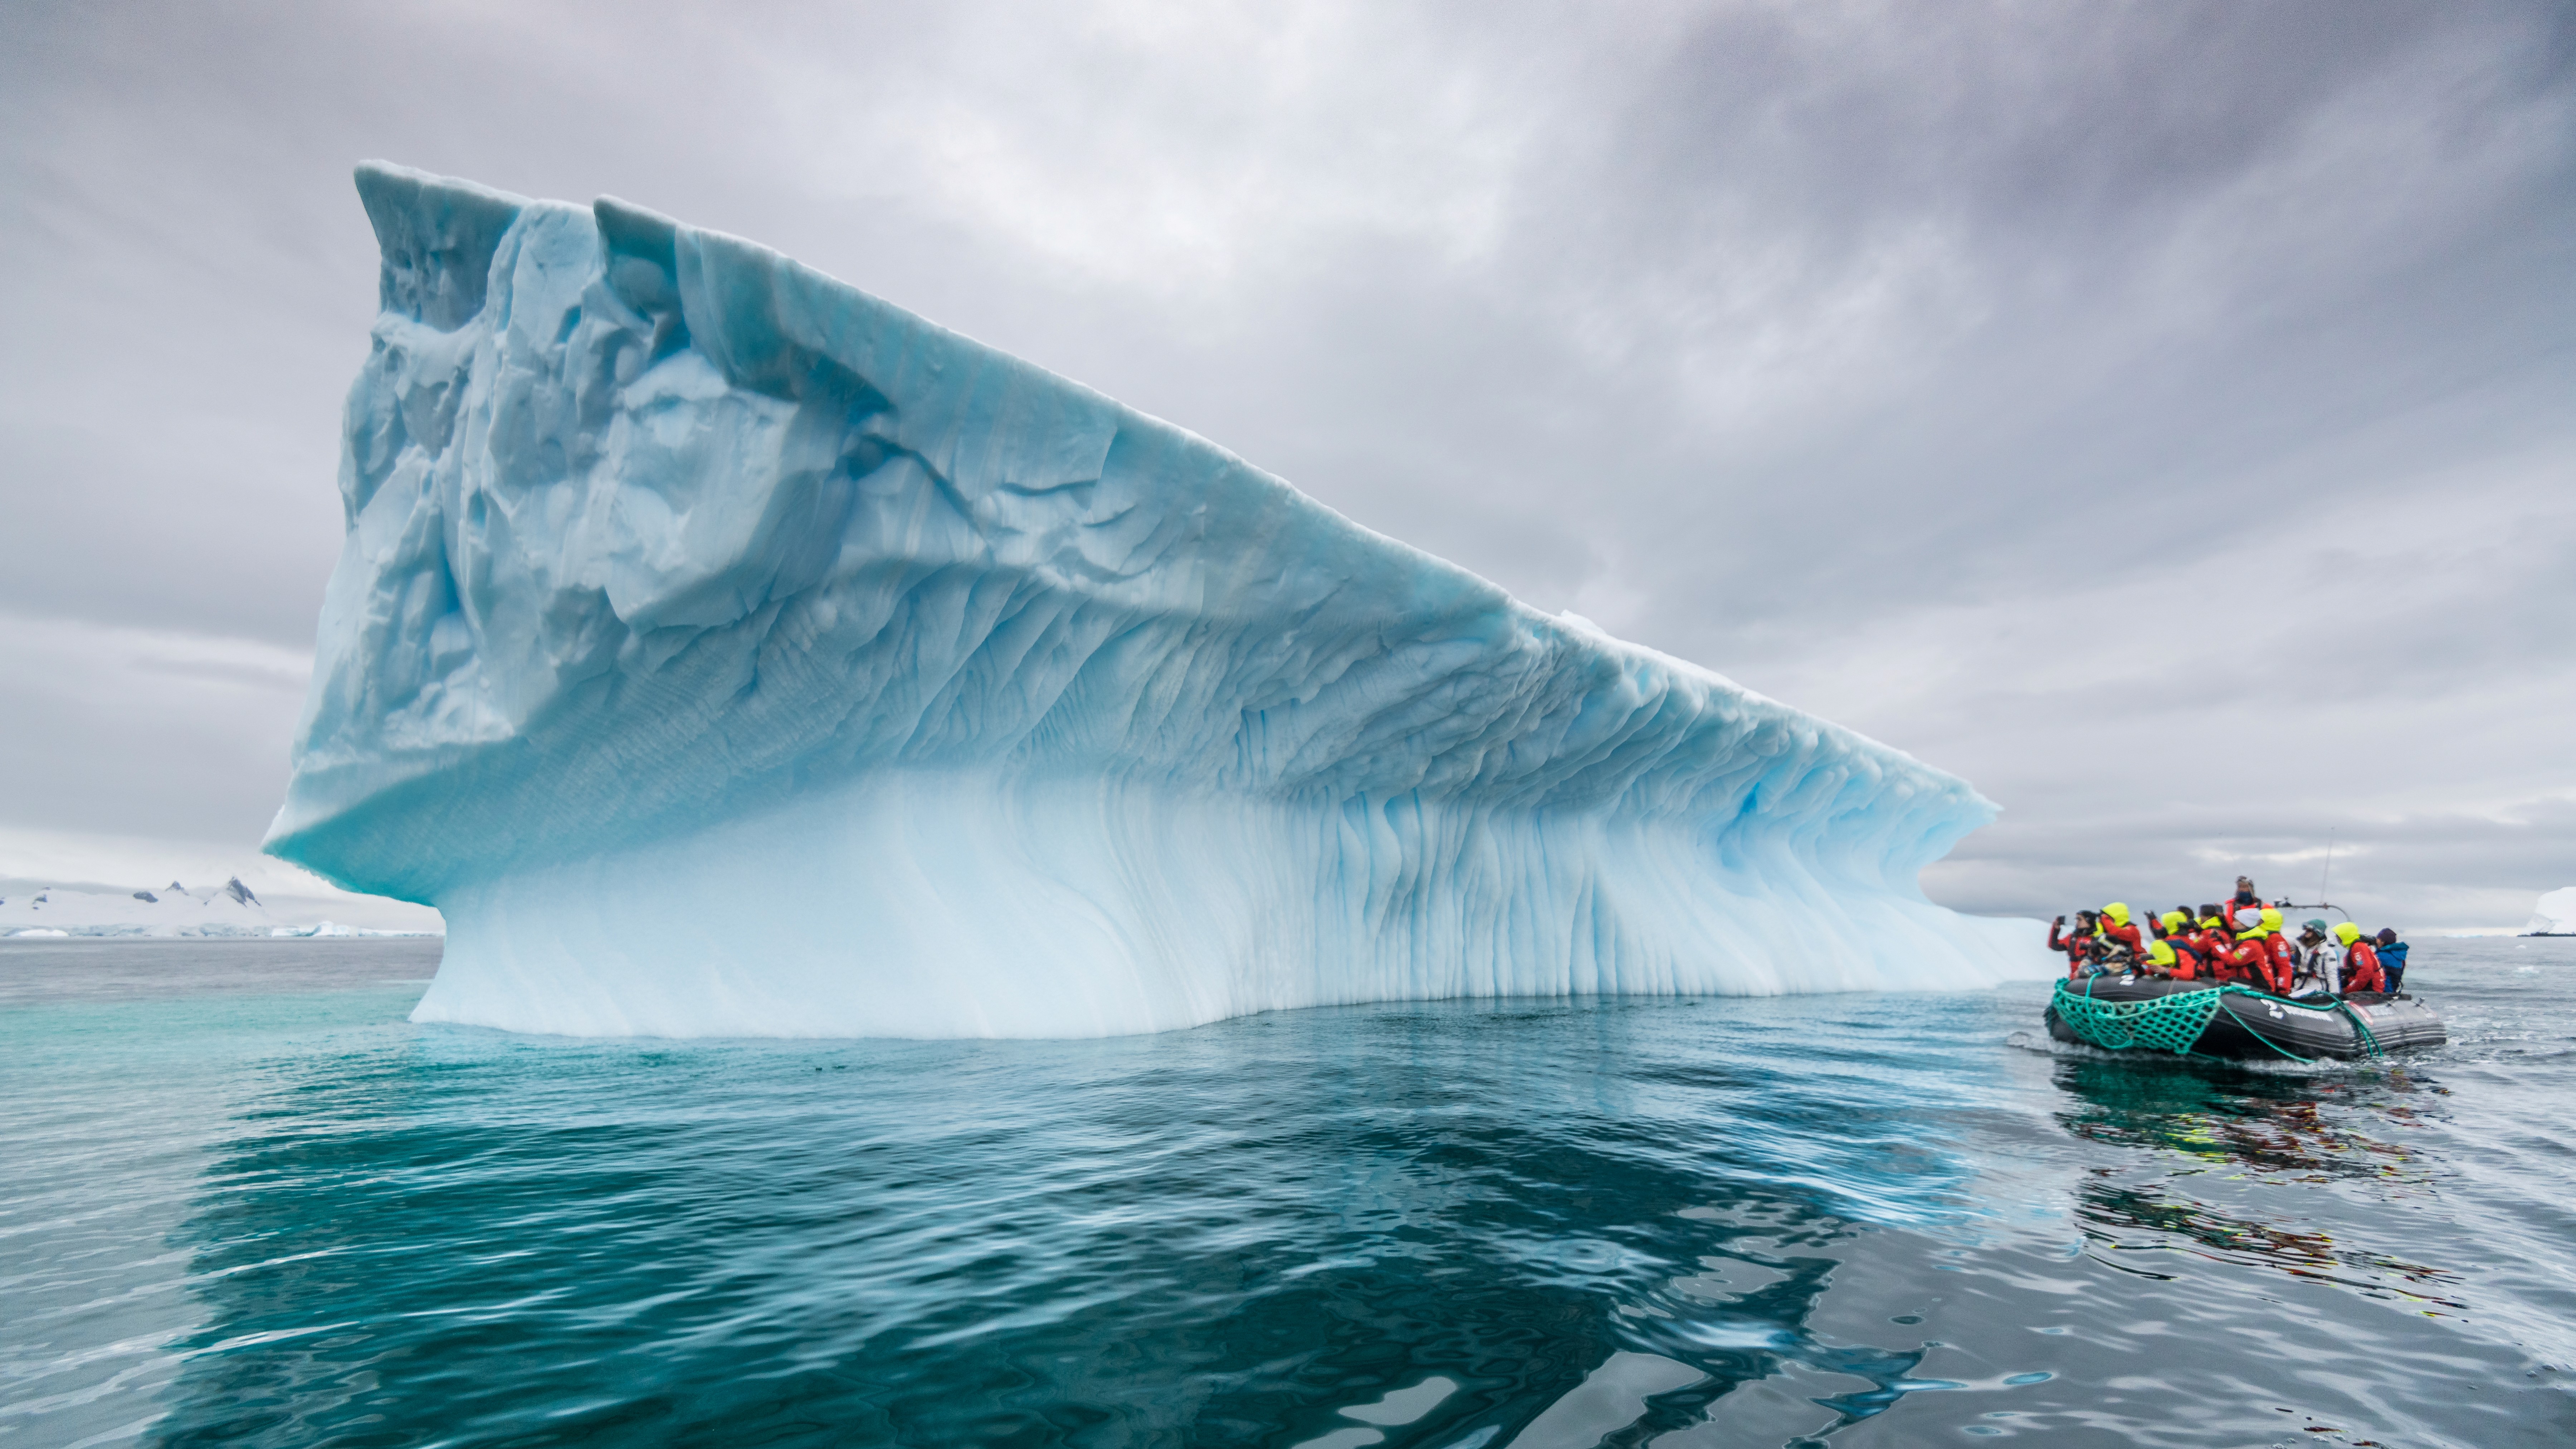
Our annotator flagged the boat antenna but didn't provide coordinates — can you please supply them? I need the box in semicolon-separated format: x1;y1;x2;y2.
2319;832;2335;906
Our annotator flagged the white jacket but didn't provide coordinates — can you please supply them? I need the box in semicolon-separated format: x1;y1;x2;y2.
2294;940;2340;993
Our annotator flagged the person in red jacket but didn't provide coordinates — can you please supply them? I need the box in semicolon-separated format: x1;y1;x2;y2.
2211;932;2270;986
2141;940;2183;978
2098;903;2146;962
2162;933;2213;981
2230;919;2272;987
2195;906;2229;944
2048;912;2099;978
2334;923;2386;994
2255;908;2297;994
2177;915;2221;973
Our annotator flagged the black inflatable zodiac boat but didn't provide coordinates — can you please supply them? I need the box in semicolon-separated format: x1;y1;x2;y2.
2045;975;2445;1062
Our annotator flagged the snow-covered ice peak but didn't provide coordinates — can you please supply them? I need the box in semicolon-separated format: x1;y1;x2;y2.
2530;887;2576;936
263;161;2038;1038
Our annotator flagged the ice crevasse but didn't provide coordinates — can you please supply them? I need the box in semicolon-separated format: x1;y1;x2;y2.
264;161;2041;1039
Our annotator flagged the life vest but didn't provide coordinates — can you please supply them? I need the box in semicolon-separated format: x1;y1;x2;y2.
2342;942;2385;994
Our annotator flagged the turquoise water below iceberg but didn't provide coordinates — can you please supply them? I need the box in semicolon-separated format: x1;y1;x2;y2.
4;936;2571;1447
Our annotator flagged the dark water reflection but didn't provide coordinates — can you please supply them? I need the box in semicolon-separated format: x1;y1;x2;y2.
144;1001;1998;1448
2053;1054;2445;1182
2051;1053;2472;1317
4;937;2572;1447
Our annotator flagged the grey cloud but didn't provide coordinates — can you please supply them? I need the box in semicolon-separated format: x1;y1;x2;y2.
1930;795;2576;933
0;0;2567;925
0;614;309;844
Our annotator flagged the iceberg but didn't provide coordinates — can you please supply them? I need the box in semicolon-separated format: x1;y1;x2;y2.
263;162;2038;1039
2529;887;2576;936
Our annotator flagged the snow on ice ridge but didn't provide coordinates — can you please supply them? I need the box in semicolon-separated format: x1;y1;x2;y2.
264;161;2040;1039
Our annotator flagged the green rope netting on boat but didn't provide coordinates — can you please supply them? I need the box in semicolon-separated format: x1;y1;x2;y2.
2050;981;2226;1054
2048;980;2387;1063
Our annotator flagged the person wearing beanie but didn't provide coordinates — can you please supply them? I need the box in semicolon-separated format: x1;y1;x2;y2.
2375;928;2410;993
2293;919;2338;994
2227;876;2265;927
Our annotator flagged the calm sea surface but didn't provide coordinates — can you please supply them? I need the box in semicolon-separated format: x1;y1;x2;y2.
3;936;2571;1448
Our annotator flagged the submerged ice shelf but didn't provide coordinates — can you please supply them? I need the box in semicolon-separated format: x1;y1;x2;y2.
264;161;2039;1039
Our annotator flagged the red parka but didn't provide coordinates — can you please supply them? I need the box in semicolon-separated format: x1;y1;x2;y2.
2213;938;2268;985
2046;921;2096;979
2263;933;2297;994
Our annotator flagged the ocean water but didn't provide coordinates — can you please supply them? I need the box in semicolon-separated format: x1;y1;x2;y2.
3;937;2570;1448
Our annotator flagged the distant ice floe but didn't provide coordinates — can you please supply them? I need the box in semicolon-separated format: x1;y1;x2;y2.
262;162;2041;1039
2528;887;2576;936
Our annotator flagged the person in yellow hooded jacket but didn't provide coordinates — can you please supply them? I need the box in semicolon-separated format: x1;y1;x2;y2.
2334;922;2387;994
2142;940;2182;977
2131;912;2199;978
2251;908;2297;994
2098;903;2146;961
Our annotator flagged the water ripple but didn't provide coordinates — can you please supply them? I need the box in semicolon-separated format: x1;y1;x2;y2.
2;937;2572;1446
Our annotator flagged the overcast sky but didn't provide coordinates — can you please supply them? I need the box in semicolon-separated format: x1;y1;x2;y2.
2;0;2569;930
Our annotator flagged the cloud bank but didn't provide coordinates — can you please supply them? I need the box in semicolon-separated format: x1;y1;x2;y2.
1;0;2568;929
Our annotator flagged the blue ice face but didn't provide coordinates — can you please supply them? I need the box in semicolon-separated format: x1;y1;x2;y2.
266;162;2033;1039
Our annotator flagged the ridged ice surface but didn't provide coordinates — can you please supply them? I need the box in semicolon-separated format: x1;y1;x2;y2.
265;162;2038;1039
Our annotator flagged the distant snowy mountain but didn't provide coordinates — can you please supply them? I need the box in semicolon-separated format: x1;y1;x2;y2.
0;875;440;938
2529;887;2576;936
